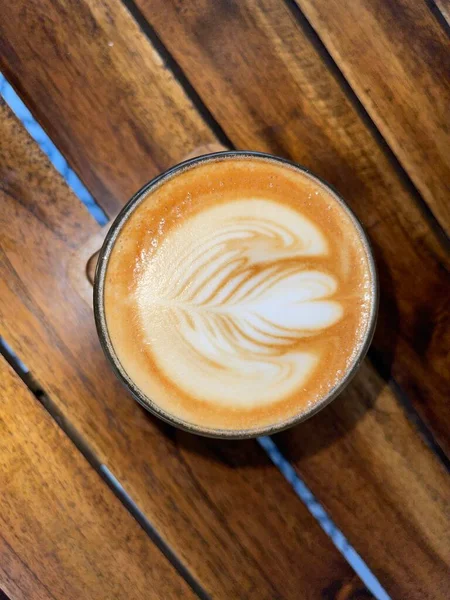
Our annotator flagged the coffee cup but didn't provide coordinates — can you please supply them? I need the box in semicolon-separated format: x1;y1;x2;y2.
94;151;378;438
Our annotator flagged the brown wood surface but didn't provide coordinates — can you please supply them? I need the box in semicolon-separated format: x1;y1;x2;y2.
1;0;447;455
0;0;216;217
292;0;450;234
277;361;450;600
1;1;449;598
132;0;450;457
0;355;195;600
0;102;370;599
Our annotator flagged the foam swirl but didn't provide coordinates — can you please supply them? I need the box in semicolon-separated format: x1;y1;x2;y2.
136;199;344;408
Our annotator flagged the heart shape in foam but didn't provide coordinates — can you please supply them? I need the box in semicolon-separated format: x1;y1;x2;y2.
136;199;343;408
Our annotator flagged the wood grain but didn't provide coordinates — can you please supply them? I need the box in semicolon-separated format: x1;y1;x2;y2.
276;361;450;600
0;0;216;216
35;0;449;594
293;0;450;234
132;0;450;456
0;356;195;600
0;102;368;599
1;1;449;596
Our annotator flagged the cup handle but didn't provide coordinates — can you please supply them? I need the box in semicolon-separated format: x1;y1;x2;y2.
68;143;229;306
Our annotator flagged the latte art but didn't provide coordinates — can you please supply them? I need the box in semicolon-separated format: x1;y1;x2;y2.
136;200;343;407
103;156;374;433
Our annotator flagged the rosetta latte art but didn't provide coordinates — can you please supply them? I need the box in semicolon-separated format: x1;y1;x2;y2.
136;199;344;408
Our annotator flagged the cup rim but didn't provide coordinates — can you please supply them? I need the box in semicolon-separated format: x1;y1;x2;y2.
94;150;379;439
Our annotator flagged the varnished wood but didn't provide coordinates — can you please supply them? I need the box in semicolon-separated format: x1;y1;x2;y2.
0;356;196;600
131;0;450;456
276;360;450;600
1;1;449;597
292;0;450;234
15;0;445;594
0;102;368;598
0;0;217;217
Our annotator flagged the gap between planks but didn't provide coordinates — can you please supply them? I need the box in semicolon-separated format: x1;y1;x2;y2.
428;0;450;31
121;0;232;151
282;0;450;250
122;0;450;251
0;338;211;600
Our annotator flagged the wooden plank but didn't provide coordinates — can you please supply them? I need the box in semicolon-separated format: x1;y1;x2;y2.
131;0;450;455
0;356;195;600
292;0;450;234
0;0;217;216
0;104;369;598
276;361;450;600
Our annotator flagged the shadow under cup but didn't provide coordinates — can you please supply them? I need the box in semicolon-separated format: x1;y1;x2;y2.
93;151;378;439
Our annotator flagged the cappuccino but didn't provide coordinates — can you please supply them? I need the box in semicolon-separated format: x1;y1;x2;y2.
100;155;375;434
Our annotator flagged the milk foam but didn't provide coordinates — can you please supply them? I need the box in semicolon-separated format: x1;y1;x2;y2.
104;155;374;431
135;199;344;408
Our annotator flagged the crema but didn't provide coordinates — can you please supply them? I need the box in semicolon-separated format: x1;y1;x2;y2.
102;155;375;433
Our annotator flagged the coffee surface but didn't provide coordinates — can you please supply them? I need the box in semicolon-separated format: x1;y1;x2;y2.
104;156;374;432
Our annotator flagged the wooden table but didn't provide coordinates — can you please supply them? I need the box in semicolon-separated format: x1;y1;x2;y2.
0;1;449;598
